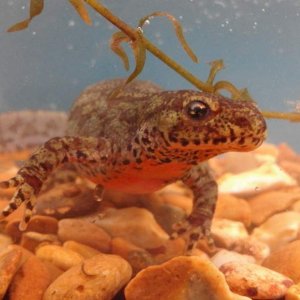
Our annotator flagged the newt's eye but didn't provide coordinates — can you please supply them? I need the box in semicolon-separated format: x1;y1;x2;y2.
186;100;210;120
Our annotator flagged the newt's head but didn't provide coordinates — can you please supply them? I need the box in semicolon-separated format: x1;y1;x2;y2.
140;90;267;161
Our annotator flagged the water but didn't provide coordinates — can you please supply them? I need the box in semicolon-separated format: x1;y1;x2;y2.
0;0;299;151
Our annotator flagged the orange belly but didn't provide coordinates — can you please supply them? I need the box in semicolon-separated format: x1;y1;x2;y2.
88;161;189;194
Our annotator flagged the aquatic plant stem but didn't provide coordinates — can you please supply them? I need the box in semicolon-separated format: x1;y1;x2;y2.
262;111;300;122
84;0;214;93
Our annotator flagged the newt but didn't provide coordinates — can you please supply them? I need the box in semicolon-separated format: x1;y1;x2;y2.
0;78;267;251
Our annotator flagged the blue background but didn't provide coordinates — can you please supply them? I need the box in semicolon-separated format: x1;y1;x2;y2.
0;0;299;151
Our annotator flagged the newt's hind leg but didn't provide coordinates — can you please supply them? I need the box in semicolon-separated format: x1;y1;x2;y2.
0;136;109;230
172;163;218;253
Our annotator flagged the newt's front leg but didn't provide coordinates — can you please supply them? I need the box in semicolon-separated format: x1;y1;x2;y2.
173;163;218;252
0;136;110;229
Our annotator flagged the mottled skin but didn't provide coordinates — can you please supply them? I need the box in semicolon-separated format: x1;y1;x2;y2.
0;79;266;251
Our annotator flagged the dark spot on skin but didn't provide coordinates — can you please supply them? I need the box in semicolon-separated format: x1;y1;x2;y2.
26;201;34;210
180;138;189;146
190;233;200;241
132;148;138;157
187;243;193;251
136;158;142;164
246;287;258;297
239;137;245;145
89;159;97;164
141;137;151;145
159;131;171;146
2;211;10;217
122;159;130;165
212;137;227;145
61;156;69;163
76;150;87;160
235;117;250;127
160;158;172;163
168;132;178;143
146;147;154;153
24;215;31;223
193;139;200;145
230;135;237;142
177;228;187;235
9;202;18;210
40;162;54;172
134;137;139;144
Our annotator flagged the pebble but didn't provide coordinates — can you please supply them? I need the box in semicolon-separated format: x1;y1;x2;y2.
150;237;187;265
0;233;13;251
286;284;300;300
125;255;250;300
211;249;255;268
111;237;153;274
4;215;58;243
8;255;51;300
91;207;169;248
218;163;297;197
35;244;84;271
0;247;22;298
143;197;187;235
211;218;249;248
231;236;270;264
248;188;300;226
58;218;111;253
262;240;300;283
63;240;100;259
251;211;300;251
20;231;60;252
43;253;132;300
214;194;251;227
220;261;294;299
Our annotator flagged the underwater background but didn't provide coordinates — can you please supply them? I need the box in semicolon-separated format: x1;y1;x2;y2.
0;0;299;151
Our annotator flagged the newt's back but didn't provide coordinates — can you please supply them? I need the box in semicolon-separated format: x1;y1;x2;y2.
66;79;162;144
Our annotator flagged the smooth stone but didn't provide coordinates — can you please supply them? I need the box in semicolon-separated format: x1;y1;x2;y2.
262;240;300;283
90;207;169;249
20;232;60;252
214;194;251;227
58;218;111;253
211;249;255;269
0;247;22;298
211;218;249;249
251;211;300;251
111;237;153;275
220;261;293;299
63;241;100;259
43;253;132;300
125;255;250;300
8;255;52;300
36;244;83;271
248;188;300;226
218;163;297;197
